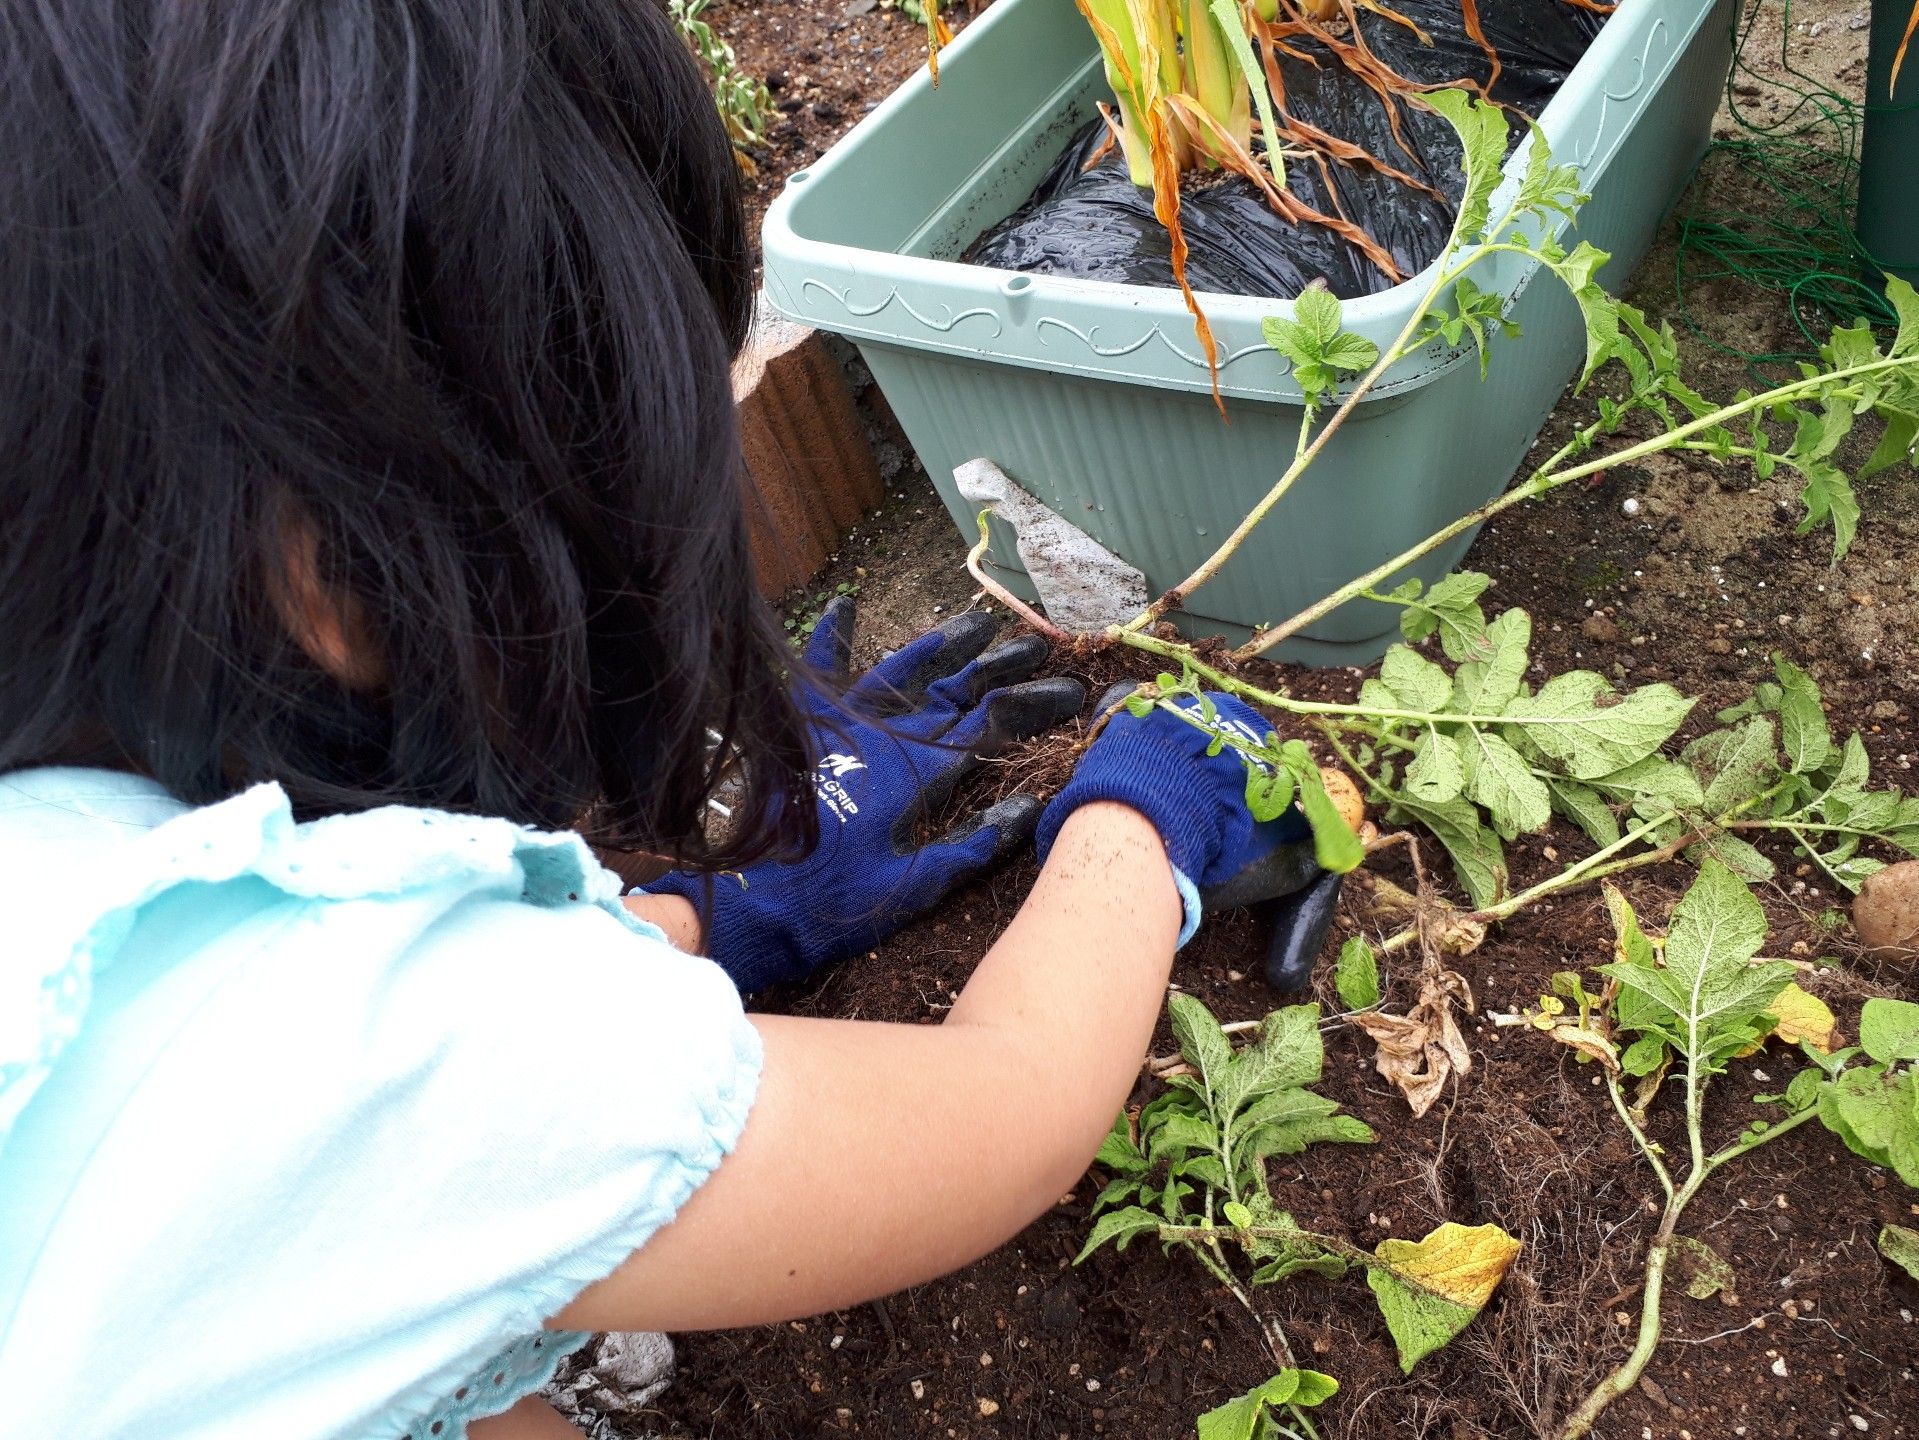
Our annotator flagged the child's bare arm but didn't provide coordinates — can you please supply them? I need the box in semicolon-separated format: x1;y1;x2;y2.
469;1398;589;1440
552;801;1179;1333
622;892;701;952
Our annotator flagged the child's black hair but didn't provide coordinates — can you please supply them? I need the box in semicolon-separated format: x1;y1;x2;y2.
0;0;816;868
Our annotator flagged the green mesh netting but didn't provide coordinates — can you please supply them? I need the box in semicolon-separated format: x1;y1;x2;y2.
1672;0;1906;379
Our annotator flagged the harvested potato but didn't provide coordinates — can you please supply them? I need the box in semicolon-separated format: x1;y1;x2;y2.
1853;860;1919;959
1319;766;1366;834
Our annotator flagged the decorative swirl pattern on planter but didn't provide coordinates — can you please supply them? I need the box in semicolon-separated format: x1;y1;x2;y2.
798;279;1003;338
1034;318;1278;370
1569;16;1670;168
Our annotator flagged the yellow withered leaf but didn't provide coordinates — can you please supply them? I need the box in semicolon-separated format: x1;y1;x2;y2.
1542;1021;1621;1075
1736;981;1837;1057
1768;982;1836;1050
1374;1221;1522;1312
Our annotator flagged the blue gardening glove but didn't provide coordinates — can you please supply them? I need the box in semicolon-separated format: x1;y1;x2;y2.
1035;685;1319;948
647;598;1085;991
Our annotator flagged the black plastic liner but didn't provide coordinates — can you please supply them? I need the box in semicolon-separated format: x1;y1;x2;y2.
969;0;1607;300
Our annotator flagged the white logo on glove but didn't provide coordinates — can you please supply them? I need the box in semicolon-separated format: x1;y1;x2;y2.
815;752;866;824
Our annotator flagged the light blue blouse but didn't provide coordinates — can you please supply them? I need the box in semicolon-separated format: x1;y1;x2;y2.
0;769;762;1439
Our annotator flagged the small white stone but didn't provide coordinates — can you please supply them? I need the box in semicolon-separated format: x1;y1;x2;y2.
1622;497;1642;516
1850;1416;1869;1432
1771;1356;1789;1377
911;1380;926;1401
1086;1378;1102;1392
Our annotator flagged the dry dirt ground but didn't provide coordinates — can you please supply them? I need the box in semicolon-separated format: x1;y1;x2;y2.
568;3;1919;1437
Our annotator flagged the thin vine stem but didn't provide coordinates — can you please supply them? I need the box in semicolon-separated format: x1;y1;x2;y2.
964;511;1067;640
1374;819;1699;957
1115;626;1618;729
1703;1101;1822;1177
1605;1073;1675;1201
1237;351;1918;659
1123;190;1530;630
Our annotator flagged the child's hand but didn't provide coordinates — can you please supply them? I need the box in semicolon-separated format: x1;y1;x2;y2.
646;599;1083;989
1034;686;1317;946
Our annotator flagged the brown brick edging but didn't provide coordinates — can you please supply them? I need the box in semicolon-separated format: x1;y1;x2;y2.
734;313;884;597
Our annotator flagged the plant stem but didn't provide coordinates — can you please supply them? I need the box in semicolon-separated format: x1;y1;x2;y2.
1115;626;1634;730
1373;815;1693;954
1366;779;1804;956
1125;261;1478;629
964;511;1068;640
1188;1235;1298;1370
1238;353;1918;660
1160;1221;1374;1269
1491;813;1677;917
1125;177;1551;630
1605;1073;1674;1201
1555;1178;1692;1440
1557;1020;1822;1438
1703;1102;1821;1177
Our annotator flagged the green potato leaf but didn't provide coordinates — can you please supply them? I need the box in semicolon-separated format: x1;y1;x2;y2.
1880;1223;1919;1283
1461;729;1553;839
1773;654;1832;774
1336;935;1382;1011
1503;672;1694;780
1861;998;1919;1065
1598;861;1793;1075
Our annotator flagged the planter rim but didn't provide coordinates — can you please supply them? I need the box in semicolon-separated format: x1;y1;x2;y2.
762;0;1721;404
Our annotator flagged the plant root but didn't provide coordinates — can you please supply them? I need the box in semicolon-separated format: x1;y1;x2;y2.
1446;1083;1638;1439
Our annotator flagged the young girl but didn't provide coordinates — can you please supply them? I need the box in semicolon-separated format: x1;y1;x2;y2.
0;4;1309;1436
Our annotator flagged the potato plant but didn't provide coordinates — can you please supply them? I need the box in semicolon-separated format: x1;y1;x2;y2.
991;87;1919;1429
971;91;1919;969
667;0;775;163
1501;870;1919;1438
1133;620;1919;971
1083;995;1525;1438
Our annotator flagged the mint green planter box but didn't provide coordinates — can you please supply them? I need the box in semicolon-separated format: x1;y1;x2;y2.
761;0;1736;663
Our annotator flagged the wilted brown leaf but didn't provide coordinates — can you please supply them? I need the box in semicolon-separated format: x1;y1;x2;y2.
1349;955;1473;1117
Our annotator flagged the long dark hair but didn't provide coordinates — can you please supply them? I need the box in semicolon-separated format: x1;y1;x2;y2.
0;0;815;867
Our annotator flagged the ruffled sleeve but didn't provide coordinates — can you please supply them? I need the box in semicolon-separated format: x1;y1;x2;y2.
1;774;641;1149
0;772;761;1440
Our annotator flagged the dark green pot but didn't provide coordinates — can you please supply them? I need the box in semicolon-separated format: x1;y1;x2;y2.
1858;0;1919;283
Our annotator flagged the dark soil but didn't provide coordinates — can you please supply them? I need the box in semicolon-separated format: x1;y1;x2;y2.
634;2;1919;1436
713;0;994;247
